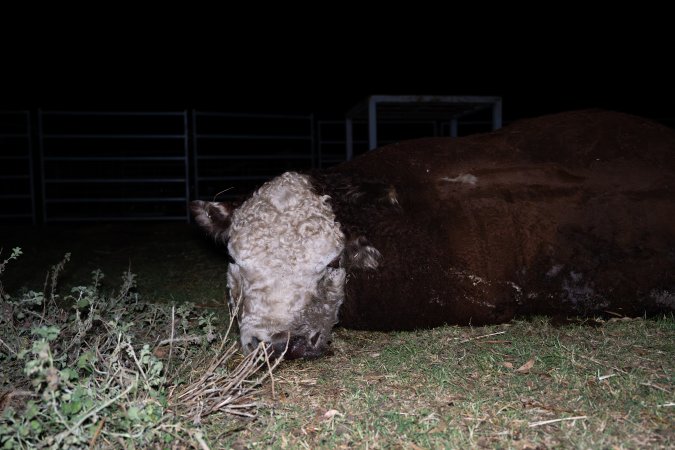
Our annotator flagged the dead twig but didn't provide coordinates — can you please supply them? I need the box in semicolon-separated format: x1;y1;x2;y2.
529;416;588;427
263;333;289;401
173;310;288;422
88;418;105;449
167;305;176;375
640;382;671;394
55;377;137;446
576;353;629;375
598;373;617;381
156;335;203;347
459;331;507;343
0;337;17;356
189;429;211;450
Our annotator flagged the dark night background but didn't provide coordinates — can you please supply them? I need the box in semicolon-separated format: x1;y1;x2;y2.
2;26;674;224
4;76;675;125
3;30;674;123
0;3;671;120
1;19;674;288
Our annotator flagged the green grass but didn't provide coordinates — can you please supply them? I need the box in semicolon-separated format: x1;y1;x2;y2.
0;246;243;448
213;318;674;449
0;223;228;306
1;225;673;448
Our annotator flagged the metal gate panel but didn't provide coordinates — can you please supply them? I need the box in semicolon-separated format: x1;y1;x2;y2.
193;112;315;201
38;111;189;222
0;111;35;224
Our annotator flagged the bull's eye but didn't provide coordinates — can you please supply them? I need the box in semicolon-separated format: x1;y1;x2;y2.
309;332;321;347
226;253;236;264
327;256;340;269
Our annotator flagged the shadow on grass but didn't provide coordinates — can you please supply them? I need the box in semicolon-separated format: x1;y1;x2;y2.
1;222;229;307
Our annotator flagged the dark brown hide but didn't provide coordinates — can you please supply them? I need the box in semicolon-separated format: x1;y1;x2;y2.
317;110;675;330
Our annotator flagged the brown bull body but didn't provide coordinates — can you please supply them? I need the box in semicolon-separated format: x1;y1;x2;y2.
192;109;675;358
320;110;675;330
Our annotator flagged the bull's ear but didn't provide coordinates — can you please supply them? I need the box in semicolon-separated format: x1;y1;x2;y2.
190;200;234;242
344;236;381;270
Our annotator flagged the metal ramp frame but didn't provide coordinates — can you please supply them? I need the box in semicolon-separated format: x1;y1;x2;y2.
345;95;503;159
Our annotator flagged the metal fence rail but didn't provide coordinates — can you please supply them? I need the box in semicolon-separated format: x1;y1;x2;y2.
0;111;35;224
192;112;315;201
38;110;190;222
0;107;524;224
318;120;381;167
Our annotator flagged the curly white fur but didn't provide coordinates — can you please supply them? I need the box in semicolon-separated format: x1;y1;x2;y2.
226;172;346;353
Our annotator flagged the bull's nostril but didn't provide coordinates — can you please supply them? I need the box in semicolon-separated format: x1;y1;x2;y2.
247;336;261;352
272;340;288;358
269;331;296;358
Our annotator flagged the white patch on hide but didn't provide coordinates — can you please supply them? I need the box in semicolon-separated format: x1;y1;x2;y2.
651;289;675;309
226;172;345;351
440;174;478;185
546;264;564;278
351;244;381;270
449;268;489;286
507;281;522;293
449;267;496;308
561;270;608;311
508;281;523;304
386;185;400;206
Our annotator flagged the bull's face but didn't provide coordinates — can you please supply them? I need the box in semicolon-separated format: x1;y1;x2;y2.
191;172;380;359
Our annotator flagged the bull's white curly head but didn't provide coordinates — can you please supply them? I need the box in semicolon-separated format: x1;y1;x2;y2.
191;172;380;359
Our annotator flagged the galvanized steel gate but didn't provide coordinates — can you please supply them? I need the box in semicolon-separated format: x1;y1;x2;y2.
1;110;319;224
0;111;35;224
38;111;191;222
0;106;501;224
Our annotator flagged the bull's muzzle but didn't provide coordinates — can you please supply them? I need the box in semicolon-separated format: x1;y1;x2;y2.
246;332;326;360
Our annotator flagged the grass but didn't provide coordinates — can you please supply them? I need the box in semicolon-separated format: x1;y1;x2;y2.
1;224;674;448
220;318;673;449
0;223;228;306
0;243;282;448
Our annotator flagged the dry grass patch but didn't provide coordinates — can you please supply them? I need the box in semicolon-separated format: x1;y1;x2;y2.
213;317;674;449
2;238;672;448
0;249;285;449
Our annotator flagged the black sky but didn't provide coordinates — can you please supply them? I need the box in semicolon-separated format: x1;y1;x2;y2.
3;34;674;124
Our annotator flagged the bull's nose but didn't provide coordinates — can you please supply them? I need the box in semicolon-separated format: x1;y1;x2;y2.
271;340;290;358
269;332;312;360
270;332;292;358
245;333;327;360
246;336;261;353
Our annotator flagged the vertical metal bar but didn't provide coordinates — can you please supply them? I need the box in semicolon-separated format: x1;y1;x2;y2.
192;110;200;202
450;118;458;138
37;109;47;223
183;110;190;222
368;97;377;150
309;114;316;169
345;118;353;161
25;111;36;224
317;121;323;169
492;99;503;130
